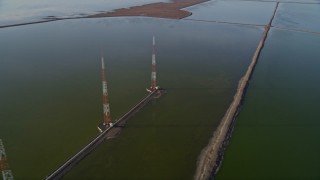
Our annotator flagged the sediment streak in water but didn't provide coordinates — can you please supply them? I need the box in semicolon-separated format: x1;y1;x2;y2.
194;2;279;179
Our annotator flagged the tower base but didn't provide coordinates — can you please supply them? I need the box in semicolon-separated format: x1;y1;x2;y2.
97;122;114;132
146;86;159;93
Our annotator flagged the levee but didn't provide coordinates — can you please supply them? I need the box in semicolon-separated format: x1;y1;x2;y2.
194;2;279;179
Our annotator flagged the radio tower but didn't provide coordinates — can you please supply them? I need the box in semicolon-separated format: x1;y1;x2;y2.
97;55;113;132
147;35;158;92
0;139;14;180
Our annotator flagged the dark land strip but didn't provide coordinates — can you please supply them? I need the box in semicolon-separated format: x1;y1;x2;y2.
0;0;209;29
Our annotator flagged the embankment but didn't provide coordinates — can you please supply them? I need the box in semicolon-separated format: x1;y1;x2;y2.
194;2;279;179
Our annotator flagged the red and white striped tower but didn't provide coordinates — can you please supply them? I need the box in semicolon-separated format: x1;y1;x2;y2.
147;35;158;92
101;55;112;127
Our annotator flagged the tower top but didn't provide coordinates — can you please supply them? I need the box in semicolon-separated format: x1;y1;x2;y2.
101;56;105;70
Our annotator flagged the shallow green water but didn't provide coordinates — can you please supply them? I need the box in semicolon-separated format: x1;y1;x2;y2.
217;2;320;179
217;29;320;179
0;17;262;179
64;19;263;179
2;0;319;179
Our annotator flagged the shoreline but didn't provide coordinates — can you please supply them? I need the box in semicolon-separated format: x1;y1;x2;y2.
194;2;279;179
0;0;209;29
88;0;209;19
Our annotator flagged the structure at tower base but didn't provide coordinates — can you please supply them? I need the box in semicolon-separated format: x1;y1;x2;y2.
0;139;14;180
97;55;114;132
147;35;160;93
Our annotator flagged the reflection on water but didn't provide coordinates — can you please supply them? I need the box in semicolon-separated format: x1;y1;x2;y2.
0;0;168;26
64;19;263;179
273;3;320;32
3;0;318;178
216;2;320;179
225;0;320;2
0;17;262;178
185;0;276;25
217;29;320;179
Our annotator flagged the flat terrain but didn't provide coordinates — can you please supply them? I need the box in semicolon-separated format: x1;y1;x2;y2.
88;0;209;19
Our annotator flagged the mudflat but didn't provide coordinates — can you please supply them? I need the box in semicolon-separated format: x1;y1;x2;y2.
88;0;209;19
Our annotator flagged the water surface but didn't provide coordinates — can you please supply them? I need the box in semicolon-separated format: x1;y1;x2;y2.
273;3;320;32
185;0;276;25
0;0;168;26
217;28;320;180
0;16;263;178
226;0;320;3
218;3;320;179
61;18;263;179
